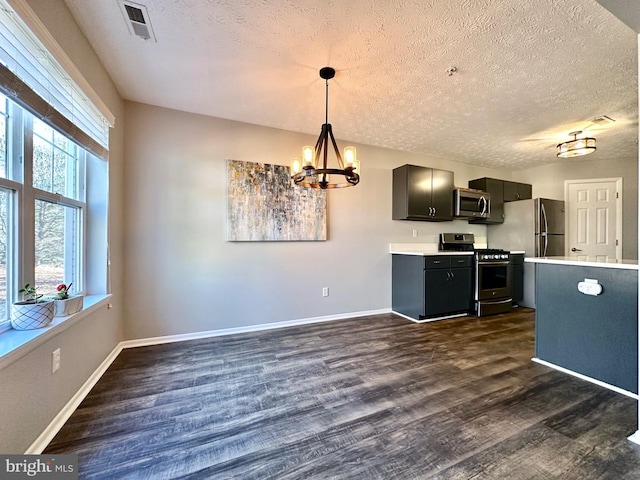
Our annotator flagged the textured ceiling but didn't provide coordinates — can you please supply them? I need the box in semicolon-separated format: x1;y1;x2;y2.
62;0;638;170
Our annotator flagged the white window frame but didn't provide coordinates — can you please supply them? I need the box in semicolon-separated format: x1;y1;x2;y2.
0;96;87;332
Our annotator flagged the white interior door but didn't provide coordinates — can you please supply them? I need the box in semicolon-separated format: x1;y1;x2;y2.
565;178;622;261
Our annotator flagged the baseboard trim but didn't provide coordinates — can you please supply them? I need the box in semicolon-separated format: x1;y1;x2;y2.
628;431;640;445
25;343;124;454
391;310;468;324
121;308;391;349
531;357;638;400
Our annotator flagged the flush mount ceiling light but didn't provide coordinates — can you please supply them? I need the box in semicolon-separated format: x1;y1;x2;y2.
290;67;360;189
557;131;596;158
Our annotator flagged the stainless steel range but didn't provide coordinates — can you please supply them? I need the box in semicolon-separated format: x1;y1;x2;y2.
439;233;512;317
474;249;512;316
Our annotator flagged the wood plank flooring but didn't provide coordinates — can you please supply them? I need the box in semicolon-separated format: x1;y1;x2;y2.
44;309;640;479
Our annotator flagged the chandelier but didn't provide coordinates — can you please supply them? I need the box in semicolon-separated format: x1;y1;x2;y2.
290;67;360;189
557;131;596;158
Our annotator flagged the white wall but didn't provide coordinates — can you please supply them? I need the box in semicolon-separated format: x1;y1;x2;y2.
0;0;125;454
122;102;511;340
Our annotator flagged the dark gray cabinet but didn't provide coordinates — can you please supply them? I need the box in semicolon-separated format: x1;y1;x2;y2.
535;263;638;394
510;253;524;305
503;181;532;202
392;254;473;320
393;165;454;221
468;178;532;224
468;177;504;224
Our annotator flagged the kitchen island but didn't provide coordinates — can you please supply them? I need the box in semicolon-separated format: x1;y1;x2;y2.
525;256;638;396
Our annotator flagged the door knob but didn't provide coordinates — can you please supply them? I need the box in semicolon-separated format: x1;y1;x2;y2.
571;247;582;252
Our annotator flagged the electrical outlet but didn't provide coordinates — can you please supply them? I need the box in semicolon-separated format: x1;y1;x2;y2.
412;229;418;237
322;287;329;297
52;348;61;373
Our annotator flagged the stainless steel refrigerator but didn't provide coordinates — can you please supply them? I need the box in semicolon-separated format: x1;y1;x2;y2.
488;198;565;307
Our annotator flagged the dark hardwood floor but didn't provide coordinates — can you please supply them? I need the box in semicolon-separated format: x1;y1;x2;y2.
44;309;640;479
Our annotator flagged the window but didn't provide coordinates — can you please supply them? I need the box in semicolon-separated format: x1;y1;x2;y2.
34;201;82;296
0;0;112;333
0;92;88;330
0;189;11;321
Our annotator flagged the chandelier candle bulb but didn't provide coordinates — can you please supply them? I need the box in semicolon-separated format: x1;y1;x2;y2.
302;146;315;167
290;158;302;175
344;146;357;168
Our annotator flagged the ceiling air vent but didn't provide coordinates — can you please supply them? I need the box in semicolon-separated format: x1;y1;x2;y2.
589;115;616;125
118;1;156;42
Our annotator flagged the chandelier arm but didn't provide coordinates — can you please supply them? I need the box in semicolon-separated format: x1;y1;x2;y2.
326;124;345;169
320;127;329;187
313;126;325;167
315;125;327;168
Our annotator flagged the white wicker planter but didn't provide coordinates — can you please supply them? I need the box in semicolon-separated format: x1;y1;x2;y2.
54;295;84;317
11;301;54;330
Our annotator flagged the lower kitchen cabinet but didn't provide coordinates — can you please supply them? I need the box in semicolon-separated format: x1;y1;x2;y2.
392;254;473;320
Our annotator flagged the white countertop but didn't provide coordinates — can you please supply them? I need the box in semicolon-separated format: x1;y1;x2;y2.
525;256;639;270
389;243;524;256
390;250;475;256
389;243;478;255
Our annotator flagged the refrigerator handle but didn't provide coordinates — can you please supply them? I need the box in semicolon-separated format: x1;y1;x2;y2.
541;203;549;256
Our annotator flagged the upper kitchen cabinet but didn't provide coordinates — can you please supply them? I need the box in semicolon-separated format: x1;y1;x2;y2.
393;165;454;221
503;181;532;202
468;177;505;224
468;178;532;224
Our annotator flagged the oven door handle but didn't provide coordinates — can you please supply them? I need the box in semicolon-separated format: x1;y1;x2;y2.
477;261;510;266
482;298;513;305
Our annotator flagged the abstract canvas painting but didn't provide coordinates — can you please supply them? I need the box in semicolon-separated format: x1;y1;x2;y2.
227;159;327;241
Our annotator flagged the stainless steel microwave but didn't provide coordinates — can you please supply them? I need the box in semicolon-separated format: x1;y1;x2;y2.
454;187;490;218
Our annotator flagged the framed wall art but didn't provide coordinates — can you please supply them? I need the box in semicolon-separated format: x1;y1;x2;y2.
226;159;327;241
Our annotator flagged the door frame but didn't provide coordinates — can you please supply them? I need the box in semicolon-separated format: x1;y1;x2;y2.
564;177;623;261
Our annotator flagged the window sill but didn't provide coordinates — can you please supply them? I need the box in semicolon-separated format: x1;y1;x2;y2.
0;294;112;371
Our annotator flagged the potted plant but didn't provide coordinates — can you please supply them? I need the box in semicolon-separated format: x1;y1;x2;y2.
11;283;55;330
53;282;84;317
